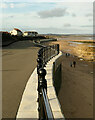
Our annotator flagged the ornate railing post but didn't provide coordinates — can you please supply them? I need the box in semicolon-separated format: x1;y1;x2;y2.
43;47;46;67
57;44;59;54
49;46;51;60
37;54;43;110
38;68;47;120
37;57;43;74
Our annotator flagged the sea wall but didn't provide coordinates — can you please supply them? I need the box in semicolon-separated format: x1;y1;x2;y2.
45;51;65;119
16;51;64;119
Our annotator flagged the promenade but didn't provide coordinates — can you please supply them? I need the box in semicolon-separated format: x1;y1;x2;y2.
2;39;93;119
2;40;40;118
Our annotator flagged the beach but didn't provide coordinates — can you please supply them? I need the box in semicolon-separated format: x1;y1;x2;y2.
59;53;93;118
43;35;94;118
45;35;94;62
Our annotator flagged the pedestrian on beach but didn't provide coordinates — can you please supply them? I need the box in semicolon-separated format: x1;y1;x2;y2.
66;53;70;57
66;53;67;57
73;61;76;68
70;62;72;67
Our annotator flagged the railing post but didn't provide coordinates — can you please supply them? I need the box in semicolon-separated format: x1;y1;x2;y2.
43;47;46;67
38;68;47;120
47;47;48;62
57;44;59;54
37;57;43;74
37;57;43;105
50;46;51;60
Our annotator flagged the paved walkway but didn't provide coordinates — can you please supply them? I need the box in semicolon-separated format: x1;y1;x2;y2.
2;40;40;119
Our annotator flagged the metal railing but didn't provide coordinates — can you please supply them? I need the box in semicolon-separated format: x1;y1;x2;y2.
37;44;59;68
37;44;59;120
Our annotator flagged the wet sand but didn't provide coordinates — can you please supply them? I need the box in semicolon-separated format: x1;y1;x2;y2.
59;53;93;118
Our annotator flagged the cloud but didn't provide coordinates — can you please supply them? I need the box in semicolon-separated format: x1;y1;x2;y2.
89;19;92;21
8;15;14;18
64;23;71;27
38;8;68;18
0;3;8;8
85;13;93;17
80;25;93;27
14;3;27;8
72;13;76;17
3;0;95;2
10;3;14;8
0;3;14;8
0;2;27;9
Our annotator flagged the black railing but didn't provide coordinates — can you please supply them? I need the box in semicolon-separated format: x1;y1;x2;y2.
37;44;59;120
37;44;59;68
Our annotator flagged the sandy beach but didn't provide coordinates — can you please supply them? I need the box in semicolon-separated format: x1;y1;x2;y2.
43;36;94;118
59;53;93;118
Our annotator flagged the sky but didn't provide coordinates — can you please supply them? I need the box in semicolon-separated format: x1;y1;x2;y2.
0;0;94;34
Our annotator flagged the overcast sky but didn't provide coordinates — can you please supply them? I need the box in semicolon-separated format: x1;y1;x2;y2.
0;0;93;34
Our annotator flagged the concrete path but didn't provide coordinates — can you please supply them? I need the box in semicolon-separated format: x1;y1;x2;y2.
2;40;40;118
16;68;38;119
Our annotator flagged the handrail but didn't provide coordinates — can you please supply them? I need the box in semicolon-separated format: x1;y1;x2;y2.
37;44;59;67
42;89;54;120
37;44;60;120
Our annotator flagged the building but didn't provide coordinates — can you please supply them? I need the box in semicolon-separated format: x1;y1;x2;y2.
0;31;10;35
10;28;23;36
23;31;38;37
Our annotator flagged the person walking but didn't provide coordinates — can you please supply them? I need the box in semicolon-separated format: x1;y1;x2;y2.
73;61;76;68
70;62;72;67
66;53;67;57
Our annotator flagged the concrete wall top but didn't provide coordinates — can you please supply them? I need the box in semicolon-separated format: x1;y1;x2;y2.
45;51;65;119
